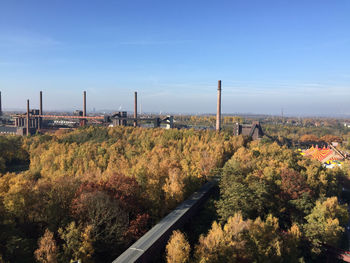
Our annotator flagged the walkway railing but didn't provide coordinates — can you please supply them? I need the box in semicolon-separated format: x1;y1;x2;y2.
112;180;217;263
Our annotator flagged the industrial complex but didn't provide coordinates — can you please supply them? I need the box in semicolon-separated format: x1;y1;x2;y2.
0;80;265;140
0;90;175;136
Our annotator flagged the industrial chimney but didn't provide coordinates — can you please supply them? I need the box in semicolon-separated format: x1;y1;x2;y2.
134;91;137;127
83;91;87;126
216;80;222;131
39;91;43;129
40;91;43;115
0;91;2;116
26;99;30;136
83;91;87;117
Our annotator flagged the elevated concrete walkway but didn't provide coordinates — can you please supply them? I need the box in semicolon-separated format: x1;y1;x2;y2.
113;180;217;263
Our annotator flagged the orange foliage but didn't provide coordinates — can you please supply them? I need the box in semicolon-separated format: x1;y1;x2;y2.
300;134;321;143
34;229;58;263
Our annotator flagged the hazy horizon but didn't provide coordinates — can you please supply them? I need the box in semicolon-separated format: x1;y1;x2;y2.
3;106;350;119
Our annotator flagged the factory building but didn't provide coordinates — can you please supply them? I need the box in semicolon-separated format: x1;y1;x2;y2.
0;126;36;136
233;121;264;140
0;89;176;136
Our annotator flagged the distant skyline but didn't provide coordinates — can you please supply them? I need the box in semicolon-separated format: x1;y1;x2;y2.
1;0;349;115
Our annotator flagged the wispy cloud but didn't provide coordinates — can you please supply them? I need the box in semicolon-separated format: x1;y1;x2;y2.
119;39;192;45
146;80;350;99
0;34;62;49
221;82;350;97
274;38;350;53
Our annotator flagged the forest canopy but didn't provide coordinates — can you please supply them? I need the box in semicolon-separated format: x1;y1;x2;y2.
0;127;245;263
167;140;350;262
1;125;349;262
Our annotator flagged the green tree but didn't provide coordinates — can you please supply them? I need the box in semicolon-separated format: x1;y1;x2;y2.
243;215;283;263
304;197;348;254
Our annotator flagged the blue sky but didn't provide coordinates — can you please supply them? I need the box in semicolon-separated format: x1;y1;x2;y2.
0;0;349;115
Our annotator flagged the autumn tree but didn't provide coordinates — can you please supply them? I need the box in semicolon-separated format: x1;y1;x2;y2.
195;213;301;263
58;222;94;263
304;197;348;254
0;136;29;173
166;230;191;263
34;229;58;263
300;134;321;143
70;174;151;261
195;213;249;263
320;135;342;143
243;215;284;263
72;190;129;257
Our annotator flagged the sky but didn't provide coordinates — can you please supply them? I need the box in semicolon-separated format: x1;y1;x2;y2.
0;0;349;116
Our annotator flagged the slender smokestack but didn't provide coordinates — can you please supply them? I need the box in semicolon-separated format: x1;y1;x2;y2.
83;91;86;117
216;80;222;131
0;91;2;116
83;91;87;126
134;91;137;127
40;91;43;115
26;100;30;136
39;91;43;129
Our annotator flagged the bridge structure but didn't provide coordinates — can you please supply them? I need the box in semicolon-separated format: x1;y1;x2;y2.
113;180;218;263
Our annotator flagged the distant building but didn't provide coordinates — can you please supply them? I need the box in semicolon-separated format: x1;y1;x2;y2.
0;126;17;135
0;126;36;136
233;121;264;140
111;111;127;126
74;110;83;116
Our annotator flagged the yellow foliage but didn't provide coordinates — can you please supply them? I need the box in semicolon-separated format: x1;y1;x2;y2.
166;230;191;263
195;213;249;263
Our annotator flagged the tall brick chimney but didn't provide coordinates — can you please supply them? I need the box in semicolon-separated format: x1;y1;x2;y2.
216;80;222;131
26;99;30;136
0;91;2;116
83;91;87;126
134;91;137;127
